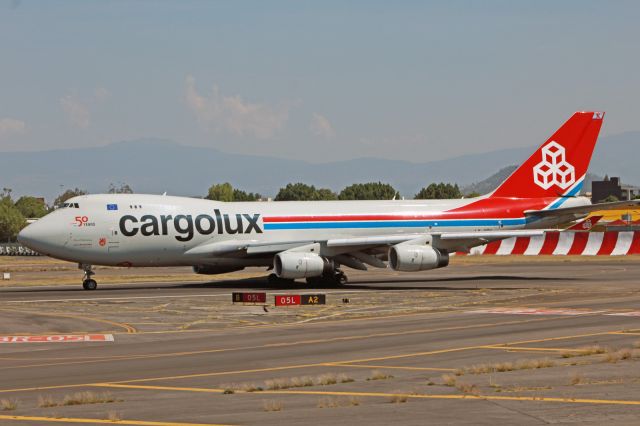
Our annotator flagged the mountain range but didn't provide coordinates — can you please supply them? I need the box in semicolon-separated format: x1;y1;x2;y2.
1;132;637;202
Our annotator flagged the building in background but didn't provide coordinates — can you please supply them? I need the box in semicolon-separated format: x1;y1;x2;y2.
591;176;639;202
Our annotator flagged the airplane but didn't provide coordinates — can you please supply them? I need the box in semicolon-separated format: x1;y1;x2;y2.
18;111;640;290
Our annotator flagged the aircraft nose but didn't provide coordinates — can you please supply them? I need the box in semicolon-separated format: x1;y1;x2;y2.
18;219;61;255
17;223;35;246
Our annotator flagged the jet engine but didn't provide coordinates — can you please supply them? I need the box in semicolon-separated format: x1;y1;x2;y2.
193;265;244;275
274;252;329;279
388;245;449;272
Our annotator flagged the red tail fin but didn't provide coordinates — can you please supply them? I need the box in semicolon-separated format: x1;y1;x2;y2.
490;112;604;199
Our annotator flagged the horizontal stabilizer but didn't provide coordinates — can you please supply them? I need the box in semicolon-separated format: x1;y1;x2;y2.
525;200;640;218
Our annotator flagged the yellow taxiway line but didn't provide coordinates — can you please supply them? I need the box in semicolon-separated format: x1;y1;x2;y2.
0;415;231;426
0;307;137;334
91;383;640;407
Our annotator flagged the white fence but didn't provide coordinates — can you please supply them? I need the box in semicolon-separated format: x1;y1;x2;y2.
0;244;42;256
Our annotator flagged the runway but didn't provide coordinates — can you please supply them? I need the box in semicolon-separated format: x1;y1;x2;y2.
1;259;640;425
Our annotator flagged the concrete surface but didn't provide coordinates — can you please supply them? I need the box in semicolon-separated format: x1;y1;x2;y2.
1;258;640;425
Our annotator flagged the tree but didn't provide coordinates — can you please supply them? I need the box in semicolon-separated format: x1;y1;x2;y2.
275;183;337;201
0;193;26;242
338;182;398;200
206;183;261;201
316;188;338;201
414;183;462;199
232;188;261;201
464;191;481;198
602;195;619;203
108;183;134;194
15;196;48;218
54;188;87;207
206;183;235;201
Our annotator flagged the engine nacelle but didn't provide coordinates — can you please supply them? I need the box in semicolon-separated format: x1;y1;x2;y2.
274;252;327;279
193;265;244;275
388;245;449;272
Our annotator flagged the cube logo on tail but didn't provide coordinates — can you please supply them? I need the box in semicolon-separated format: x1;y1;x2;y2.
533;141;575;190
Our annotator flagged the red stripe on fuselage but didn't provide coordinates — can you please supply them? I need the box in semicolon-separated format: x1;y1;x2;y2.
263;197;558;223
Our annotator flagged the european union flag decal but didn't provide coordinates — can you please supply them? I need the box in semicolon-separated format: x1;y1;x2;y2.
107;204;118;211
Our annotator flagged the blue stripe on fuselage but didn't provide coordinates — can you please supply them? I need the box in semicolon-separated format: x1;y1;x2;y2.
546;180;584;211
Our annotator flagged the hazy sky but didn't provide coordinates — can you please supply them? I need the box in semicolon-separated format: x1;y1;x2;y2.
1;0;639;162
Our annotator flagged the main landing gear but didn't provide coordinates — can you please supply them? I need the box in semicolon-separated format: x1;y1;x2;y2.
306;268;348;287
80;264;97;290
267;273;294;286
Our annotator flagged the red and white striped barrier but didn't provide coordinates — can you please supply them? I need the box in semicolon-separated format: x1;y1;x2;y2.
460;231;640;256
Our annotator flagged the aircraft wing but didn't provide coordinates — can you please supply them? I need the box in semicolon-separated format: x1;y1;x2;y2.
525;199;640;219
184;230;547;263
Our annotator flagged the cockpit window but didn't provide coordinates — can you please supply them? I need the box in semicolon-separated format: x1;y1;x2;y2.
60;202;80;209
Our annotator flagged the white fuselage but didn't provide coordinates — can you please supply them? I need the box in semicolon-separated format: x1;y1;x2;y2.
18;193;588;268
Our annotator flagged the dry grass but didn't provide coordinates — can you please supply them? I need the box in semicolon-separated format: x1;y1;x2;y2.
37;395;57;408
389;393;408;403
316;396;361;408
290;376;314;388
219;382;262;392
263;399;284;412
240;383;261;392
107;411;122;421
441;374;457;387
367;370;394;381
561;345;607;358
264;378;291;390
569;373;585;385
605;348;633;363
0;398;18;411
264;373;345;390
62;391;117;406
317;397;340;408
316;373;338;386
462;358;555;375
455;382;478;394
516;358;555;370
337;373;355;383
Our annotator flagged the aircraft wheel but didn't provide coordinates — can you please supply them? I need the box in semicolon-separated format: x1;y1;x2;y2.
305;276;322;286
82;279;97;290
267;273;295;285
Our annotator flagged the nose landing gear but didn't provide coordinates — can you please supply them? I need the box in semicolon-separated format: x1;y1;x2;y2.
80;264;97;290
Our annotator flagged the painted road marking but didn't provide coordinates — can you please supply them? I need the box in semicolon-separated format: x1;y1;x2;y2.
468;308;604;316
0;327;629;394
0;334;113;344
0;415;232;426
0;316;562;372
92;383;640;406
606;311;640;317
0;307;136;333
0;289;360;304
